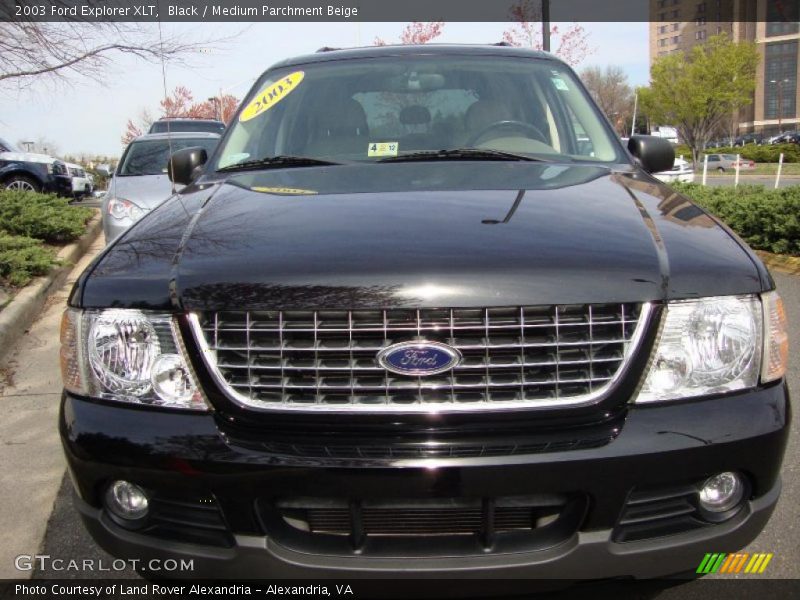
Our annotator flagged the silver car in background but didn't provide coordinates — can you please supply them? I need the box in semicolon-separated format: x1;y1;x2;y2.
103;132;220;243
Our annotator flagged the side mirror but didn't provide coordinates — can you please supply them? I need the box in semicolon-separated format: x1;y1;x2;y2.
168;147;208;185
627;135;675;174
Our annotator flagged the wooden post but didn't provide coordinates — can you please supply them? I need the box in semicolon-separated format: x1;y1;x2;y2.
775;153;784;189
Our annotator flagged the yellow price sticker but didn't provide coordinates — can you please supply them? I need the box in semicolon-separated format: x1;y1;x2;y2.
239;71;305;123
367;142;399;157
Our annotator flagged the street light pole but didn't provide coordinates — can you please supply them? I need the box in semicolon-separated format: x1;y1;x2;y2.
542;0;550;52
770;78;789;134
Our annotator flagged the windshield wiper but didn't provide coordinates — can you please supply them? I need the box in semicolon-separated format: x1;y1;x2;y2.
378;148;551;163
218;155;341;173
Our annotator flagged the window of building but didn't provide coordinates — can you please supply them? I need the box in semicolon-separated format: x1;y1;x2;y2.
672;22;680;31
659;25;668;34
671;35;681;44
696;17;706;25
671;9;680;18
697;2;706;13
659;38;668;47
764;41;798;119
657;0;666;8
696;30;707;40
766;0;800;37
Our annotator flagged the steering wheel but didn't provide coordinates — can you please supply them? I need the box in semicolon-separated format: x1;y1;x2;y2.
467;120;549;147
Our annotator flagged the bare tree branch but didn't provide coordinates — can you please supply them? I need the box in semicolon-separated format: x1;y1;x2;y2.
0;18;236;89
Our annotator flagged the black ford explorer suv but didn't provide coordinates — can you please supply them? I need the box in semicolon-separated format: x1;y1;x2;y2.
60;45;790;582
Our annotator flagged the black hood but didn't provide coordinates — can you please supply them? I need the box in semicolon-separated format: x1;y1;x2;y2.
75;162;766;310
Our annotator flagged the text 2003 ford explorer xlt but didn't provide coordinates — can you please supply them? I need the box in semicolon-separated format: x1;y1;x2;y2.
59;45;790;581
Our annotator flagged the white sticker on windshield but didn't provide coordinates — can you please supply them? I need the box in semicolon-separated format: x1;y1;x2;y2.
551;77;569;91
368;142;399;157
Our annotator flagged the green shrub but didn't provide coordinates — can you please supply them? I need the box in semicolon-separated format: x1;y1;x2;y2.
672;183;800;255
0;233;58;287
0;190;93;243
701;144;800;163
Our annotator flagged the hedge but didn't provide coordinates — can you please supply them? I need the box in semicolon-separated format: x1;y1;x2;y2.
0;233;58;287
674;143;800;163
0;190;93;287
0;190;93;243
672;183;800;256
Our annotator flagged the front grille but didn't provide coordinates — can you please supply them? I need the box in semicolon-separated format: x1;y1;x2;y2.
191;302;649;412
274;495;571;540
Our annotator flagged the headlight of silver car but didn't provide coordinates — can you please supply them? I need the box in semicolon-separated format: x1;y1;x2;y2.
107;198;144;221
60;308;208;411
636;293;786;403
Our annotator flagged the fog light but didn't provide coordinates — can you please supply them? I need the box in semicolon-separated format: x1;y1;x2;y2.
105;480;149;520
698;472;745;513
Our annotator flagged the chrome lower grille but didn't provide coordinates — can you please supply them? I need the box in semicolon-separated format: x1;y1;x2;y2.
190;303;650;412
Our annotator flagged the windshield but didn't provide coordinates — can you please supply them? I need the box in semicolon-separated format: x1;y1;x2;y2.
0;138;19;153
118;137;219;176
216;55;625;169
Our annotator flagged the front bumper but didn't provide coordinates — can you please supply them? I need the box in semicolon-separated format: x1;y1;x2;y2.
60;383;790;580
44;174;73;197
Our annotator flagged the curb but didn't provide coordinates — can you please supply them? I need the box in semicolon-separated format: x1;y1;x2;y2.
755;250;800;277
0;211;102;364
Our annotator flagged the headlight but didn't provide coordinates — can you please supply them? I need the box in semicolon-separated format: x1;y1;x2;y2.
636;295;762;403
107;198;144;221
59;308;208;411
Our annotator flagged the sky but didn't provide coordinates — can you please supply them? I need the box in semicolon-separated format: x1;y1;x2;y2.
0;22;648;158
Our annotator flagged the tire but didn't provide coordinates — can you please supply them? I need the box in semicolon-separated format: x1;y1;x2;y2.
717;167;725;173
4;174;41;192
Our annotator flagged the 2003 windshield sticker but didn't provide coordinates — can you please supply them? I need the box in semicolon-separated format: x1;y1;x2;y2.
239;71;305;122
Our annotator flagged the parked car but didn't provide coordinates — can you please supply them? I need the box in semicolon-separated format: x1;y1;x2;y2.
148;118;226;135
66;162;93;198
704;153;755;172
0;137;71;195
733;133;763;146
60;45;789;583
102;132;220;242
772;131;800;145
653;156;695;183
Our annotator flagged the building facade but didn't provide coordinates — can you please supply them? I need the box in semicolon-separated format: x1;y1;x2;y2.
648;0;799;136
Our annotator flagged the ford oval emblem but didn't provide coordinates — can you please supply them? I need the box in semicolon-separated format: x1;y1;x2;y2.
377;341;462;376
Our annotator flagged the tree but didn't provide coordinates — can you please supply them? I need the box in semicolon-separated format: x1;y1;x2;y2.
502;1;592;66
0;3;231;90
639;34;759;163
374;22;445;46
581;66;634;136
122;87;240;144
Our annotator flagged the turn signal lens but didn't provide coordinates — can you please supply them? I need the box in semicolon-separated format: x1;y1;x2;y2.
59;309;87;395
761;291;788;383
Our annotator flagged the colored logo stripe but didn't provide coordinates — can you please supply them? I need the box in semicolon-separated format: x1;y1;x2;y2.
699;553;774;574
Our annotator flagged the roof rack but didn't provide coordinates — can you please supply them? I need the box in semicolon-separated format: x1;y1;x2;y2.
316;46;341;53
492;41;514;47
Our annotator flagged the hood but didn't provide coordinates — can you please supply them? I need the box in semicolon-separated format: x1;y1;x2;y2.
0;151;57;164
166;162;763;311
109;174;179;210
77;162;765;311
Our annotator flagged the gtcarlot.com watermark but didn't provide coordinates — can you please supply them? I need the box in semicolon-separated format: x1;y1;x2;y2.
15;554;194;573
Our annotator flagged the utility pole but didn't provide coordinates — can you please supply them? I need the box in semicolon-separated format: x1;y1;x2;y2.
542;0;550;52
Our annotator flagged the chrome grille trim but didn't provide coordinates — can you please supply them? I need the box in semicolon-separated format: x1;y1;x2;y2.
189;303;652;413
